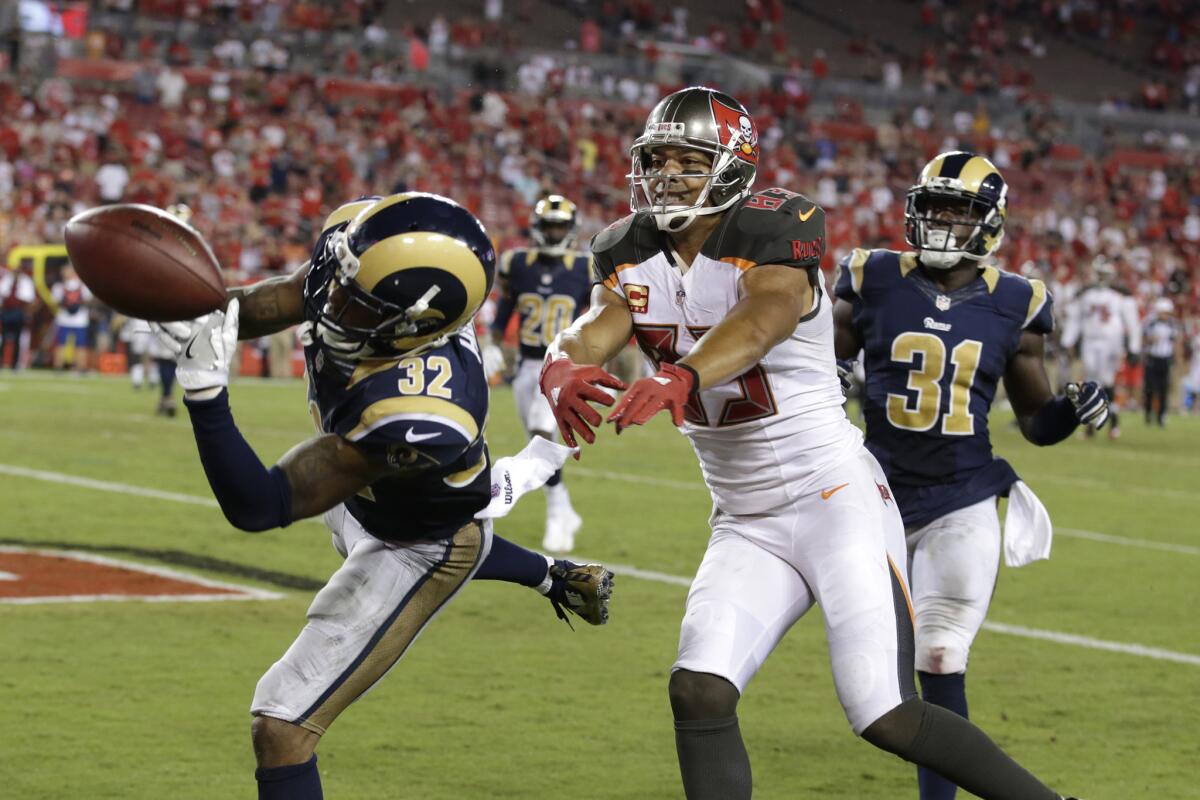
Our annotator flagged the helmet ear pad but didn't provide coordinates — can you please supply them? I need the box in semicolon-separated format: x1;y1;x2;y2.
709;159;756;207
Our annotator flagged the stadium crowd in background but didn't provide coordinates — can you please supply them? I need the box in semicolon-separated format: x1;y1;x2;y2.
1;0;1198;419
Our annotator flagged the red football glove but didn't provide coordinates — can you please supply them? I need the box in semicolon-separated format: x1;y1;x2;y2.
607;362;698;433
539;356;627;451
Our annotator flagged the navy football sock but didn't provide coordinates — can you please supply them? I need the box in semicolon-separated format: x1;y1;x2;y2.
918;671;968;800
473;534;549;587
545;468;563;487
157;359;176;395
256;754;322;800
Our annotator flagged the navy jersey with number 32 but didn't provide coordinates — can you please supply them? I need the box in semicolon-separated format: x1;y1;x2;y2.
835;249;1054;528
303;326;492;542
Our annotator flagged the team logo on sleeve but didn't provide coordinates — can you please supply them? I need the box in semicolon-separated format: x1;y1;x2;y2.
710;97;759;164
626;284;650;314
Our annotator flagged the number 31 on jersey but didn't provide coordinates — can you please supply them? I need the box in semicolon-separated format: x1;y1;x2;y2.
887;332;983;436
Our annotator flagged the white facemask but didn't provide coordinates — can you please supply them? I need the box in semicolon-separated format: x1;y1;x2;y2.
919;229;962;269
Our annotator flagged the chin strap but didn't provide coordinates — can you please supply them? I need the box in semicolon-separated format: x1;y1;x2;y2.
652;192;745;232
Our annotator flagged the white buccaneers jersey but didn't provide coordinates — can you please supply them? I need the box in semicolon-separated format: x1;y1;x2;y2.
592;191;862;514
1062;285;1142;355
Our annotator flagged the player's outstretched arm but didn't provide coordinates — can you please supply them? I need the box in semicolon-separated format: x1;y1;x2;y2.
1005;331;1108;444
550;283;634;367
681;265;812;389
608;265;812;432
539;283;631;449
226;260;309;339
154;301;392;530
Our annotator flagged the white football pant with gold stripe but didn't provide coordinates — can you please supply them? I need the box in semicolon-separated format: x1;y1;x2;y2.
251;505;492;734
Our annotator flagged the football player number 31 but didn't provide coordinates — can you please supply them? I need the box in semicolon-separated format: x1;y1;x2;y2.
887;332;982;435
518;293;576;348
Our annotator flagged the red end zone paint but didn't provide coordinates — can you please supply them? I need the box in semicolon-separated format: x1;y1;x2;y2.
0;547;282;604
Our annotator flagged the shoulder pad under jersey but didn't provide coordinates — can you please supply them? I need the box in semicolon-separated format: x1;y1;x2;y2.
590;213;659;288
994;270;1054;334
710;189;826;270
833;248;917;302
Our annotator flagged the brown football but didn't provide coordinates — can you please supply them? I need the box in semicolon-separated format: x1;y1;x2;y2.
63;204;226;321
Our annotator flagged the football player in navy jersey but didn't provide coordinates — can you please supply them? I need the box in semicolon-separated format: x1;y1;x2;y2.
487;195;592;552
833;152;1108;800
540;88;1082;800
154;194;613;800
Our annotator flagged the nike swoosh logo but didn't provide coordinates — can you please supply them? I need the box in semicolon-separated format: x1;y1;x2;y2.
820;483;849;500
405;429;441;443
184;339;196;359
797;206;817;222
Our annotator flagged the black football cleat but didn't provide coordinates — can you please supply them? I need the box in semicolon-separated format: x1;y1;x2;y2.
546;560;614;627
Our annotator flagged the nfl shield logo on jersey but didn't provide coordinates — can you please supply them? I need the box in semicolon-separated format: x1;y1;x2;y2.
935;294;951;311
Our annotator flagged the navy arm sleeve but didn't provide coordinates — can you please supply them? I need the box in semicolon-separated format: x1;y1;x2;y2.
184;389;293;532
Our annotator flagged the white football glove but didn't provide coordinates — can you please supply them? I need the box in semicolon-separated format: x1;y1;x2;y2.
1065;380;1109;429
482;341;506;379
836;358;855;402
151;299;239;399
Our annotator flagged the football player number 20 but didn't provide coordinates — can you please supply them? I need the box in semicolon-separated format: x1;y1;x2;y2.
518;293;576;348
887;332;982;435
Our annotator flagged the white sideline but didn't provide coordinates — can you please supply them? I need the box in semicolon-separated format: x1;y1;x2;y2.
1;461;1197;666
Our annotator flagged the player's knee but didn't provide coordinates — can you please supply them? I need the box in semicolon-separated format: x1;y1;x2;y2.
860;697;924;754
668;669;739;721
251;714;319;768
916;644;968;675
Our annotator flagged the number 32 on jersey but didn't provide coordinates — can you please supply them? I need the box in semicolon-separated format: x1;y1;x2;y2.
887;332;982;435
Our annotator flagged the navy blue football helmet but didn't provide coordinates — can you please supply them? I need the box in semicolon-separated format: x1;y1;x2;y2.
305;193;496;362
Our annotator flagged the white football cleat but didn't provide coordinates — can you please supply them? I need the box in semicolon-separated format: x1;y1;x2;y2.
542;505;582;553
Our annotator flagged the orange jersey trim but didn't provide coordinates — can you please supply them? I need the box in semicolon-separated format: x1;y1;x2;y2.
720;256;756;271
887;555;915;623
602;262;642;291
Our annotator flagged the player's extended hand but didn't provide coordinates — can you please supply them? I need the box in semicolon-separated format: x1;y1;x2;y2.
539;355;627;452
1065;380;1109;428
608;362;697;433
152;299;240;398
482;341;506;380
836;358;855;401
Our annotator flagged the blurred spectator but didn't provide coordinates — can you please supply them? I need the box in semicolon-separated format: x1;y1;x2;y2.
156;64;187;109
50;265;92;373
95;155;130;204
0;265;36;370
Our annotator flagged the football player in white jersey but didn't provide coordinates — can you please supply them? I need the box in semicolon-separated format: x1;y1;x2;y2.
540;86;1081;800
1060;258;1141;437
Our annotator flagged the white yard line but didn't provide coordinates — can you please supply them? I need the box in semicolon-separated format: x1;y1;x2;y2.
1021;471;1195;502
1;461;1196;665
0;464;220;508
980;622;1200;666
1057;527;1200;556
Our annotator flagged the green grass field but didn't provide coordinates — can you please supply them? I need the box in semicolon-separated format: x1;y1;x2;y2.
1;370;1197;799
